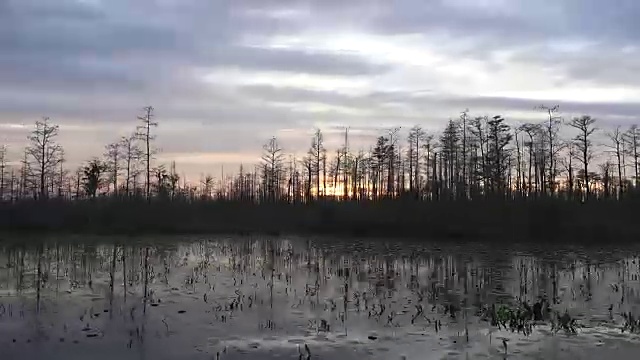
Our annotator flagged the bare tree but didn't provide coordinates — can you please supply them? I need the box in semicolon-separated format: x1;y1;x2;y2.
167;161;180;199
0;145;6;201
386;127;400;197
26;117;64;199
568;115;598;200
20;148;30;198
420;133;435;198
73;166;83;199
341;127;351;200
606;126;624;197
350;150;365;200
486;115;513;194
460;109;469;198
308;129;325;200
136;106;157;200
371;136;390;199
513;127;523;195
55;155;67;198
407;125;426;196
121;134;142;196
537;105;562;194
261;137;285;202
440;120;460;197
599;161;614;198
560;141;576;199
9;168;15;202
104;140;121;196
624;125;640;188
518;123;542;196
302;154;313;201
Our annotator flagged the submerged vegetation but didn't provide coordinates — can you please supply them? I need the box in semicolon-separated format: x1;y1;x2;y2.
1;105;640;238
1;237;640;359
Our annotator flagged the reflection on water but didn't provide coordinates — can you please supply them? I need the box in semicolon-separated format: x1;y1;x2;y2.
1;236;640;359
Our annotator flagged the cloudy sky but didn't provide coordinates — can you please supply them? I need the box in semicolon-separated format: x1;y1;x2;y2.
1;0;640;180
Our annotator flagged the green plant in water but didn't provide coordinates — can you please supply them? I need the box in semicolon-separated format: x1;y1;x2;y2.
496;305;513;324
490;303;535;335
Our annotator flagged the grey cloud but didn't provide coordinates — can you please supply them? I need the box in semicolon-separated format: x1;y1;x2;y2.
0;55;148;91
237;85;437;110
159;126;287;154
365;0;640;47
0;87;304;131
237;0;640;88
289;0;640;78
2;0;640;178
237;85;640;125
0;0;389;107
508;44;640;88
455;96;640;126
211;47;391;76
0;0;389;134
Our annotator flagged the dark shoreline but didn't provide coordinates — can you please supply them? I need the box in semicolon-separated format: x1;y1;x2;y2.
1;197;638;244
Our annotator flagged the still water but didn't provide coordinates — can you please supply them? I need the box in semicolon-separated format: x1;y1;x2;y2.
1;235;640;359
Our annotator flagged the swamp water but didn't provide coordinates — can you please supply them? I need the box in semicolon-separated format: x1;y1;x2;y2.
1;236;640;359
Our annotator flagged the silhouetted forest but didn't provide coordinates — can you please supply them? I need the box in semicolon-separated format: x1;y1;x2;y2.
1;105;639;240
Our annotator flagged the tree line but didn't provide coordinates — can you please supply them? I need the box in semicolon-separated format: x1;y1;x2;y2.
2;104;639;204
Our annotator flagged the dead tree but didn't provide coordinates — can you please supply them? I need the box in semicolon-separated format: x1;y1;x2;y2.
136;106;157;200
624;125;640;189
261;137;285;202
104;140;121;196
342;127;350;200
308;129;325;200
407;125;427;196
20;148;29;198
568;115;597;200
0;145;6;201
560;141;576;199
26;117;64;200
518;123;541;196
460;109;469;198
121;133;142;197
386;127;400;197
537;105;562;195
606;126;624;197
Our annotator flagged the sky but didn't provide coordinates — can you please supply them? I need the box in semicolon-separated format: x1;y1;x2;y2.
1;0;640;180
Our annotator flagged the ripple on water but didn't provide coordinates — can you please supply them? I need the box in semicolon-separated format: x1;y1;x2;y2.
3;237;640;360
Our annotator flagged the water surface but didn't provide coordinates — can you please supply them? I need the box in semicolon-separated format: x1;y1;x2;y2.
1;235;640;359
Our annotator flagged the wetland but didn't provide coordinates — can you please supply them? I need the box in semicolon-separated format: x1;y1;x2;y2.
1;235;640;359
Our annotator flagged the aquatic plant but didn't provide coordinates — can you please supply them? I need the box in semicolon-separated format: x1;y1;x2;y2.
550;310;578;334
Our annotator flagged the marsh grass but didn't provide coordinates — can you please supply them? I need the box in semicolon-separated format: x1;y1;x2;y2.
1;197;639;242
2;237;640;359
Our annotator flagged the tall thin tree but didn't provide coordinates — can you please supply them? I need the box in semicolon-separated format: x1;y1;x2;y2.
136;106;157;200
26;117;64;200
105;140;121;196
0;145;6;201
568;115;598;200
624;125;640;189
537;105;562;195
121;133;142;197
606;126;624;197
